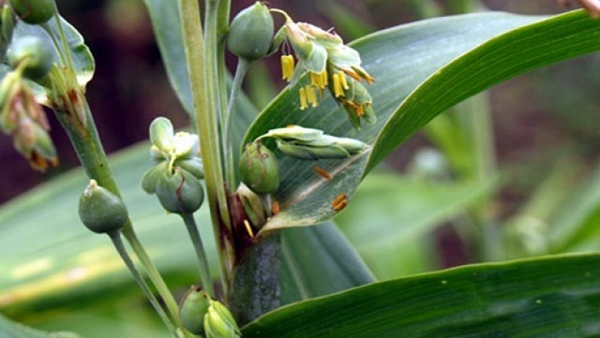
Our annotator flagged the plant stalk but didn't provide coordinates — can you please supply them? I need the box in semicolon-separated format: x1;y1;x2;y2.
178;0;234;297
108;231;179;337
181;213;215;297
225;58;250;192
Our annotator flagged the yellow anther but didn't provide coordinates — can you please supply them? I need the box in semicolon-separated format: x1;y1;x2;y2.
305;85;318;107
310;71;328;89
299;87;308;110
281;55;295;82
332;73;345;98
338;71;349;90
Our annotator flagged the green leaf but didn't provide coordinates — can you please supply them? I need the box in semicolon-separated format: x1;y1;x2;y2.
548;160;600;253
279;222;375;305
13;17;95;87
242;253;600;337
141;0;192;113
335;171;494;279
0;313;81;338
243;10;600;232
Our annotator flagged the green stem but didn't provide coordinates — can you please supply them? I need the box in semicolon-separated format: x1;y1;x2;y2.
179;0;234;297
225;58;251;192
120;226;189;335
47;70;189;336
108;231;178;338
181;213;215;297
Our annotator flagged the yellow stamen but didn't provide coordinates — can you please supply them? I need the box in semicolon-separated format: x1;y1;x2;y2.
332;73;344;98
299;87;308;110
305;85;318;107
338;71;349;90
310;71;328;89
281;55;295;82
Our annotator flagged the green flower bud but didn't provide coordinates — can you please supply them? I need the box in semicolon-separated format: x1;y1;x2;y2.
174;157;204;180
7;36;53;80
79;180;129;234
179;286;210;335
227;2;274;61
10;0;56;24
204;300;241;338
237;183;267;227
140;161;169;194
155;168;204;214
265;125;323;142
276;139;350;160
239;141;280;194
149;117;175;153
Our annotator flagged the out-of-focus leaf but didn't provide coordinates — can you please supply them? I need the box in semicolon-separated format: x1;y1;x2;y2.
243;11;600;233
140;0;192;114
26;301;167;338
0;313;81;338
549;160;600;253
503;159;583;258
242;253;600;337
335;171;494;278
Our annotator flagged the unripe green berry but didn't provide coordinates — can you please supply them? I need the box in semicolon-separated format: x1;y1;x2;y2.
179;286;210;335
79;180;129;234
227;2;274;61
155;168;204;214
239;141;280;194
10;0;56;24
7;36;53;80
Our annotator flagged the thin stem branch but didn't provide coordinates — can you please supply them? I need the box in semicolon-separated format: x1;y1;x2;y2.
181;213;215;297
108;231;178;338
225;58;250;192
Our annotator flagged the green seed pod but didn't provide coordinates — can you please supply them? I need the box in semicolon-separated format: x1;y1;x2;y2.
140;161;169;194
227;1;274;61
7;36;53;80
79;180;129;234
239;141;280;194
174;157;204;180
149;117;175;153
179;286;210;335
204;300;241;338
10;0;56;24
155;168;204;214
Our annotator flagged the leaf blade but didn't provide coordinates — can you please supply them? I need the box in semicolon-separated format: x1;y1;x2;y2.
242;253;600;337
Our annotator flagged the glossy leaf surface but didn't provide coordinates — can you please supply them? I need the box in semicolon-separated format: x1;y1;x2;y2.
243;253;600;337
